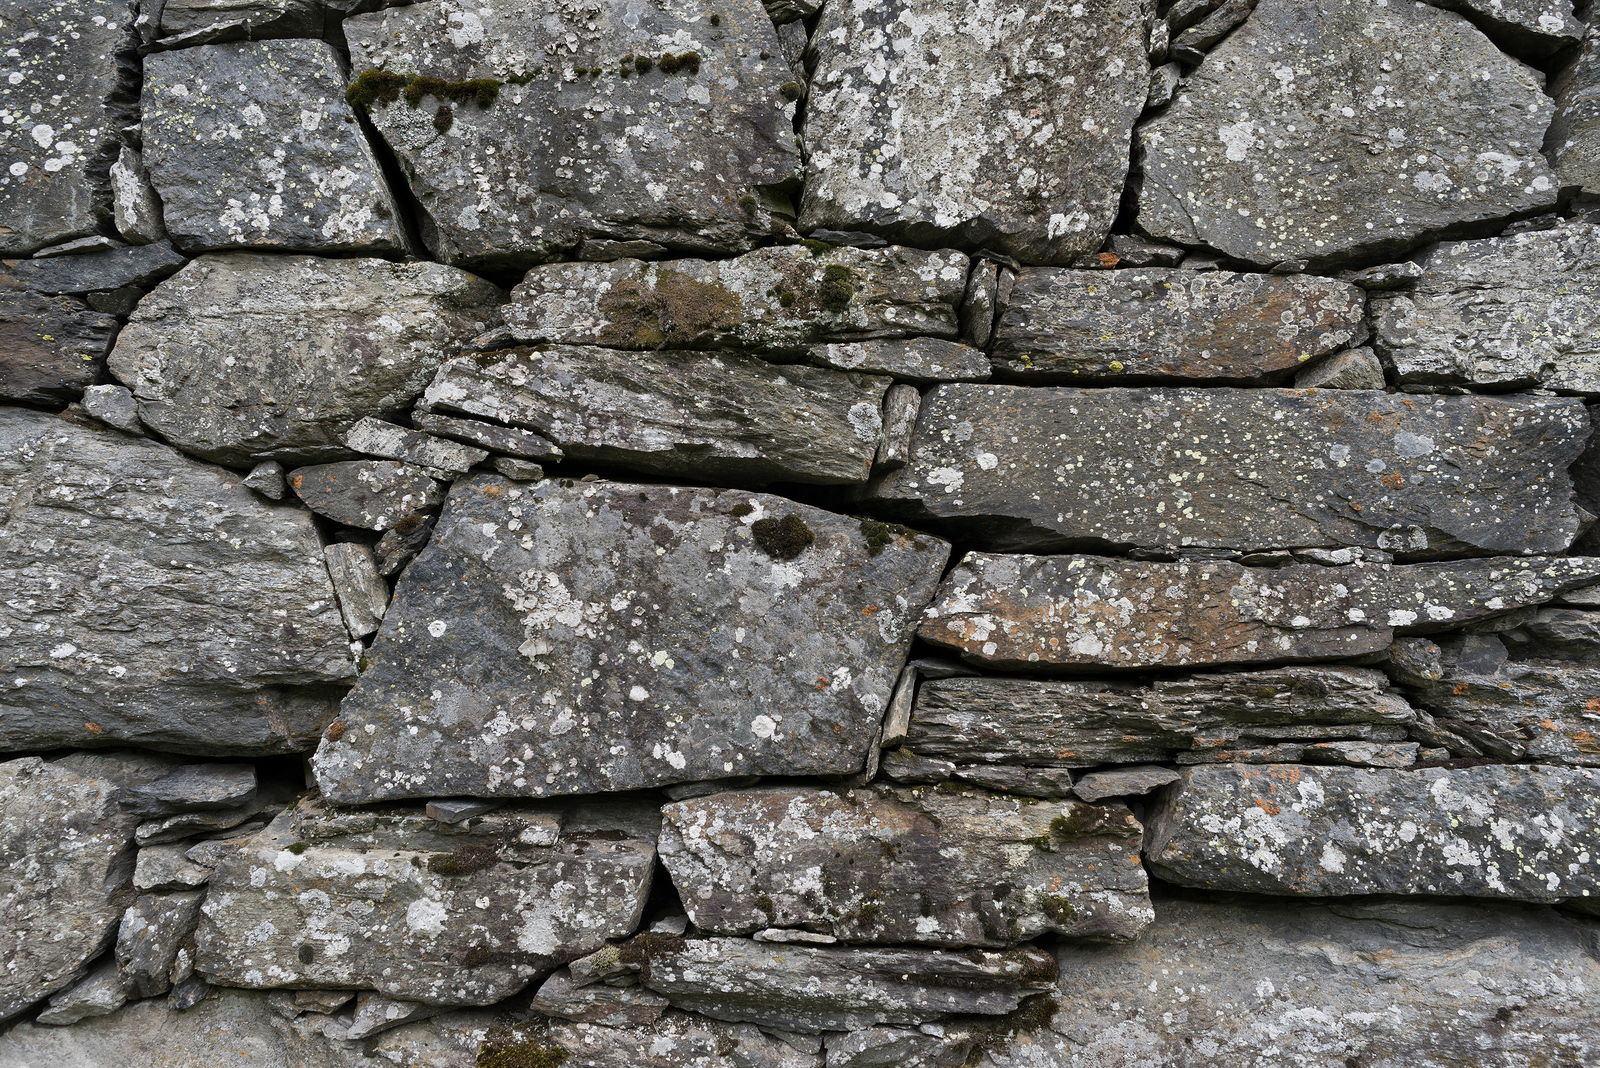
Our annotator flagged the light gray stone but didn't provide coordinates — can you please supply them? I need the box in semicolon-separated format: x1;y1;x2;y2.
0;409;355;754
109;146;164;245
1295;346;1386;389
343;417;488;474
1420;0;1582;55
0;290;118;404
116;890;205;998
488;457;544;481
550;1011;825;1068
107;253;504;467
1551;16;1600;197
410;409;565;462
1071;766;1182;802
34;235;123;257
342;993;443;1040
119;764;257;817
288;461;447;531
798;0;1150;264
1136;0;1559;268
132;845;213;892
323;542;389;639
808;338;989;385
529;969;670;1027
33;959;131;1027
82;383;141;433
874;384;918;473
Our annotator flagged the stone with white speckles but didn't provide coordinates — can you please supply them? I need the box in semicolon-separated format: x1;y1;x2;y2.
1419;0;1582;56
116;890;205;998
1145;763;1600;902
142;40;405;254
797;0;1151;265
156;0;384;45
1136;0;1559;269
808;338;990;385
864;385;1589;555
289;460;447;531
344;0;800;272
107;253;504;467
1550;13;1600;196
343;417;488;475
313;478;950;802
547;1012;824;1067
1370;224;1600;393
660;784;1151;946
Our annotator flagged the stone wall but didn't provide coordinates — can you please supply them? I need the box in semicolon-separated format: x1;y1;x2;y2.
3;0;1600;1065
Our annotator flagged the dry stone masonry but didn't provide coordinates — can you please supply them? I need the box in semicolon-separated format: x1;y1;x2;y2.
3;0;1600;1064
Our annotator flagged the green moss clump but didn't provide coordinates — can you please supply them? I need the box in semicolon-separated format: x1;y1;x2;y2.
679;50;702;74
507;70;539;85
476;1039;569;1068
286;841;310;855
799;237;833;256
751;514;814;560
616;932;687;967
860;519;894;556
462;944;499;968
347;70;502;113
737;193;759;213
709;13;721;25
780;81;803;101
429;843;500;876
778;291;796;308
635;54;655;73
730;501;754;517
1038;894;1077;924
433;105;454;132
346;69;408;109
818;264;855;312
1050;809;1103;838
657;52;681;73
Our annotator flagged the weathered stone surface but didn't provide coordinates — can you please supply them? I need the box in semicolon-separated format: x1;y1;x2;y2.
502;246;967;357
917;553;1600;672
546;1012;823;1067
136;802;269;846
991;269;1365;383
196;795;656;1005
341;993;442;1040
315;479;950;801
0;290;117;403
1174;738;1420;767
630;937;1057;1033
423;345;889;486
1295;345;1386;389
0;0;135;255
808;338;989;385
1550;17;1600;196
0;752;181;1022
875;384;918;473
866;386;1588;555
1145;763;1600;902
1072;766;1182;802
373;513;434;577
660;785;1151;946
32;959;130;1027
2;239;186;295
143;40;403;254
133;845;212;892
107;253;504;467
410;409;564;462
117;890;205;997
324;542;389;639
530;969;670;1026
489;457;543;481
119;764;257;816
344;0;800;271
1371;224;1600;392
1421;0;1582;55
798;0;1150;264
243;460;287;499
109;146;164;245
82;383;141;433
938;764;1080;798
343;417;487;474
289;461;447;530
0;409;355;754
156;0;384;44
1136;0;1558;268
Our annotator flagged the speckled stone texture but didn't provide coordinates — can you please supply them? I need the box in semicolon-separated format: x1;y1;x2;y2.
314;479;950;802
799;0;1151;264
1550;11;1600;196
343;0;800;271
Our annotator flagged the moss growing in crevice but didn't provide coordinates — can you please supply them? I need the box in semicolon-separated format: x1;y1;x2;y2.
346;70;503;113
429;843;500;876
433;105;454;133
860;519;894;556
476;1028;570;1068
752;514;814;560
818;264;856;312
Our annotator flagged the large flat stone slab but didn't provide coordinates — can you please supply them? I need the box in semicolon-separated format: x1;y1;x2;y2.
660;785;1151;946
797;0;1150;264
865;386;1588;555
107;253;504;467
314;479;950;802
918;553;1600;671
343;0;800;271
422;345;889;486
1136;0;1558;268
1145;763;1600;903
0;408;355;754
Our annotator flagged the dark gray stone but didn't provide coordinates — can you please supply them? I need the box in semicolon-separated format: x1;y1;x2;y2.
156;0;388;44
289;461;448;531
82;384;141;432
1072;766;1183;802
2;240;186;295
373;513;435;577
865;386;1588;556
314;479;950;802
1550;16;1600;196
410;409;564;463
116;890;205;998
119;764;257;816
807;338;989;385
0;289;118;403
1420;0;1582;56
109;146;164;245
529;970;670;1027
1295;346;1386;389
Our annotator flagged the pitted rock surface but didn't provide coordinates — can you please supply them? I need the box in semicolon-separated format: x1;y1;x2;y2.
0;408;355;754
1145;763;1600;902
660;784;1151;946
106;253;504;466
1136;0;1558;268
343;0;800;271
798;0;1151;264
0;289;118;403
865;386;1588;555
314;479;950;802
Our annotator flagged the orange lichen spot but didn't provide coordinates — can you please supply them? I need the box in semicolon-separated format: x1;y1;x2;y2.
326;720;347;741
83;721;103;735
482;484;503;497
1381;472;1405;489
1254;799;1281;816
1453;683;1470;695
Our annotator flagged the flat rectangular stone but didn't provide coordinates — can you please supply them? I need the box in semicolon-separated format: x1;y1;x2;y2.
865;385;1588;556
343;417;488;474
323;542;389;639
411;409;565;462
808;338;990;384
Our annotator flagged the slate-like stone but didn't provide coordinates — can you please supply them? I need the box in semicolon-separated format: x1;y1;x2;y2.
196;795;656;1005
660;785;1151;946
630;936;1056;1033
991;269;1365;384
2;239;186;295
0;289;118;403
1072;766;1182;802
133;845;213;892
549;1012;822;1068
324;542;389;639
156;0;382;44
865;386;1588;556
117;890;205;997
938;763;1080;798
119;764;257;816
32;959;131;1027
502;246;968;357
82;383;141;433
797;0;1150;264
314;479;949;802
1550;18;1600;196
107;253;504;467
410;409;564;462
1370;224;1600;392
808;338;990;385
109;146;164;245
143;40;403;254
289;461;447;530
343;417;487;474
1295;346;1386;389
0;409;355;754
423;345;889;486
344;0;800;271
0;0;136;255
1420;0;1582;56
1145;763;1600;903
530;969;670;1027
917;553;1600;672
1136;0;1559;268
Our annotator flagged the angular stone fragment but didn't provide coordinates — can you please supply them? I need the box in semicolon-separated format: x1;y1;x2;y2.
33;960;131;1027
0;290;118;403
344;0;800;271
373;513;434;577
866;386;1588;555
1551;19;1600;196
1420;0;1582;55
1370;225;1600;392
631;937;1056;1033
1295;346;1386;389
489;457;543;481
660;785;1151;946
808;338;989;384
918;553;1600;672
549;1012;824;1068
135;803;269;846
530;969;670;1026
196;795;656;1005
34;235;124;257
1072;766;1182;802
0;0;136;255
991;269;1365;383
82;384;141;433
289;461;447;531
798;0;1149;264
343;417;487;474
0;409;355;754
315;479;949;802
109;146;164;245
133;846;213;892
107;254;504;467
502;246;967;357
875;385;919;474
1145;763;1600;903
324;543;389;639
1173;739;1420;767
119;764;257;816
423;345;889;486
342;994;442;1040
410;409;564;462
157;0;380;44
2;239;186;295
1136;0;1558;268
117;890;205;997
937;764;1080;797
243;461;287;499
